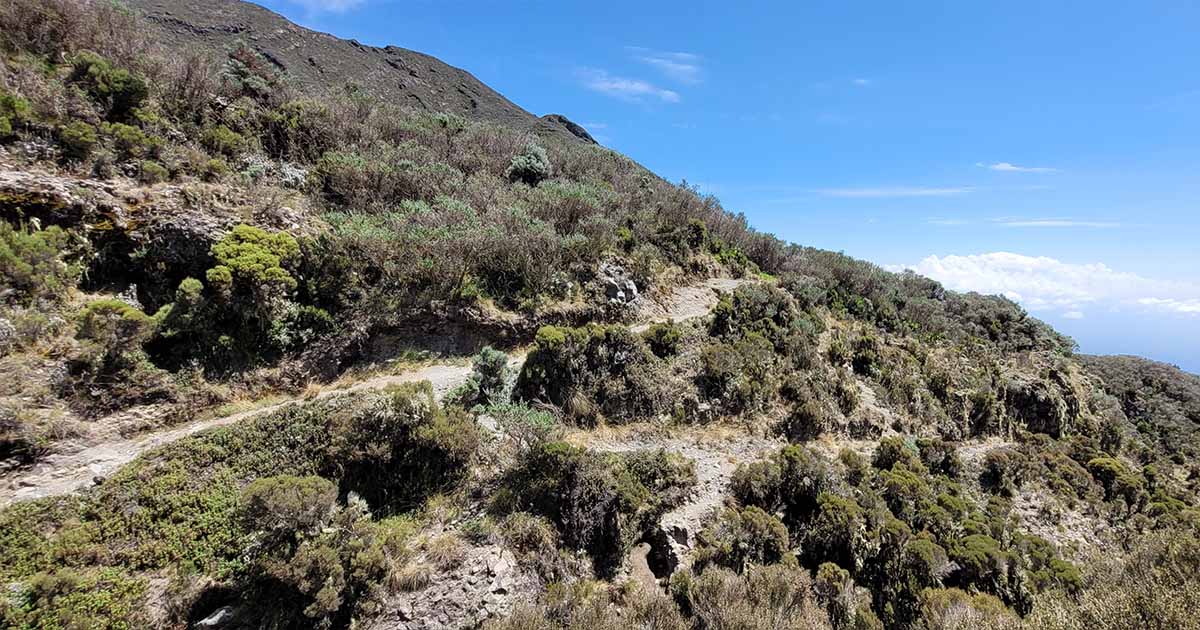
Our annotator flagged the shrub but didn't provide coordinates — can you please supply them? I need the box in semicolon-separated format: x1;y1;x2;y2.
76;299;155;357
643;320;682;358
137;160;168;184
0;90;32;139
872;436;922;472
482;402;559;452
102;122;156;158
0;224;79;305
804;493;870;572
324;383;481;512
68;51;147;121
240;475;338;539
1086;457;1147;509
494;442;693;576
694;506;790;572
1;568;148;630
731;445;835;528
506;141;551;186
202;124;246;157
58;121;99;160
515;325;664;424
919;588;1016;630
471;346;511;406
677;564;832;630
981;447;1033;497
697;332;778;414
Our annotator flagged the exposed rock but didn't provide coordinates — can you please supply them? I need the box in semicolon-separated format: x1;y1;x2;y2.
541;114;598;144
194;605;237;628
363;544;535;630
598;261;639;305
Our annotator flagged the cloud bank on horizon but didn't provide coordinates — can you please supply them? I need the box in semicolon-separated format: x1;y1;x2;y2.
892;252;1200;320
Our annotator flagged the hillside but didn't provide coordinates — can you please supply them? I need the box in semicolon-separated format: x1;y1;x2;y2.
124;0;594;144
0;1;1197;630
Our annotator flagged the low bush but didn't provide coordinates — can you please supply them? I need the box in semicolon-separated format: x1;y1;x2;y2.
693;506;790;572
505;142;551;186
68;51;147;121
493;442;694;576
515;325;664;425
0;224;80;305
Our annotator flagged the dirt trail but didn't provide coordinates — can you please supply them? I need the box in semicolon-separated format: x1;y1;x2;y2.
2;277;744;506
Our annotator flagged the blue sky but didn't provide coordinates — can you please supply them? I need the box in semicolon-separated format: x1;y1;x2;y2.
263;0;1199;372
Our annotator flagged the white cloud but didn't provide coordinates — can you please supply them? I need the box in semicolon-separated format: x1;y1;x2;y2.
976;161;1059;173
816;187;973;198
852;78;872;86
289;0;364;13
629;48;704;84
578;68;680;103
890;252;1200;320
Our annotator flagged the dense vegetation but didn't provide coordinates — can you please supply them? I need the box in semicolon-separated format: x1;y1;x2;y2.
0;1;1197;629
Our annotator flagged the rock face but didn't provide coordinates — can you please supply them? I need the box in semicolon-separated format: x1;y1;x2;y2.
598;261;639;305
540;114;598;144
123;0;588;144
365;544;536;630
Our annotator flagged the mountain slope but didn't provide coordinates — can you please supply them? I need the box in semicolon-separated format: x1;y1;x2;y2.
124;0;591;143
0;1;1198;630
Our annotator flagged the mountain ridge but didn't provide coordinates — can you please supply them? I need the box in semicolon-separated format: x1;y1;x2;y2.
124;0;593;144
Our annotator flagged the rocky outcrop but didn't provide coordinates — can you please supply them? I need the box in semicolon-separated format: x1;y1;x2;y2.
598;261;639;305
541;114;598;145
365;545;536;630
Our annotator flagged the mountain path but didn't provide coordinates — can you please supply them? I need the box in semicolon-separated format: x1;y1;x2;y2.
2;277;744;505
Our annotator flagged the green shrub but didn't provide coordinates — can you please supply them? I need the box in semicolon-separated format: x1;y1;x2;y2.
515;324;664;425
240;475;338;539
804;493;870;573
731;445;835;528
0;224;79;305
76;299;155;356
68;51;147;121
451;346;510;408
694;506;790;572
1086;457;1147;509
494;442;693;576
1;567;148;630
643;320;683;358
137;160;168;184
202;124;246;157
872;436;922;472
505;142;551;186
0;89;32;139
697;332;778;414
58;121;98;160
102;122;157;159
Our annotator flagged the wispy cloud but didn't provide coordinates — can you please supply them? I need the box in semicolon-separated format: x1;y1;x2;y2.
288;0;364;13
852;78;872;86
629;47;704;84
816;187;973;198
890;252;1200;320
926;217;970;226
976;161;1059;173
578;68;680;103
996;219;1123;228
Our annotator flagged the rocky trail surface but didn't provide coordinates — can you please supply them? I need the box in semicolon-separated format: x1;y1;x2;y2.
1;278;744;506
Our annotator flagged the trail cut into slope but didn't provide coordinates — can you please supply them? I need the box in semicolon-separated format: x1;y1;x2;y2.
1;277;744;505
